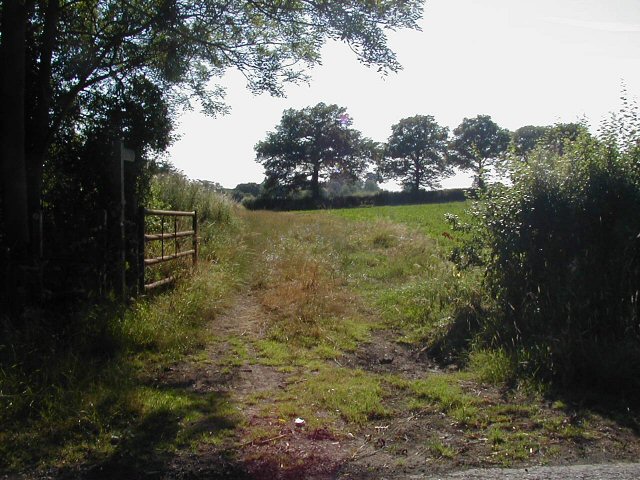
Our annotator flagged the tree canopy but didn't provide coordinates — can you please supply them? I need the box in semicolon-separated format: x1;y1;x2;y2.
543;123;590;155
511;123;589;159
511;125;548;158
255;103;371;199
382;115;451;192
449;115;511;188
0;1;424;223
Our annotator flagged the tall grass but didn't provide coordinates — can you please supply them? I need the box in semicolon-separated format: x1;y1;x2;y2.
142;173;241;284
238;211;369;351
0;262;239;471
0;173;244;473
320;203;487;362
150;173;236;225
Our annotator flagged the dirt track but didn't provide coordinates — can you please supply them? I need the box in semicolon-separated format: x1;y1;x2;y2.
150;288;640;480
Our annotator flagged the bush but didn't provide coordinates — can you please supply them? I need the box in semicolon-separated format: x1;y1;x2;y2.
460;108;640;394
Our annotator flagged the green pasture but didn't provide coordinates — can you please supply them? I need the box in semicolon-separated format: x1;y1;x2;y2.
318;201;470;242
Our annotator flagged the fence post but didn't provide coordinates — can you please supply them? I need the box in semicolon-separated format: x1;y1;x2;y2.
193;210;198;268
137;206;145;294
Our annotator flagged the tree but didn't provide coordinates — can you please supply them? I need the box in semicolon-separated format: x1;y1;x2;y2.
37;75;176;297
382;115;451;192
511;125;549;158
363;172;383;193
450;115;511;188
232;182;262;202
0;0;30;259
543;123;590;155
0;0;423;302
511;123;590;160
234;183;262;197
255;103;371;200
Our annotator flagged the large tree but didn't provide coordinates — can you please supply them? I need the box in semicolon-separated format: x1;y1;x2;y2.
511;123;589;159
0;0;423;298
543;122;590;155
449;115;511;188
382;115;451;192
511;125;549;158
255;103;370;200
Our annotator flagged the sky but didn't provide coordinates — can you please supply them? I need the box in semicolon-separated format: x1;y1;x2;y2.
167;0;640;190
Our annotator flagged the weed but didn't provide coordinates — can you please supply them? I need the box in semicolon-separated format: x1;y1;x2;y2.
427;440;456;458
273;366;389;426
492;431;542;464
255;339;299;367
469;349;516;385
542;416;591;440
488;427;506;446
218;336;249;368
371;230;398;249
409;375;478;414
450;405;481;426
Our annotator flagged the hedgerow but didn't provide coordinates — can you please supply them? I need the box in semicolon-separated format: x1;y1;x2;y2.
455;102;640;395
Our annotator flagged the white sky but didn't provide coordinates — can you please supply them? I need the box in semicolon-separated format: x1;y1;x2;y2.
167;0;640;189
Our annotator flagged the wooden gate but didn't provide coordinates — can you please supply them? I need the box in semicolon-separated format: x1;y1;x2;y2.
139;208;198;292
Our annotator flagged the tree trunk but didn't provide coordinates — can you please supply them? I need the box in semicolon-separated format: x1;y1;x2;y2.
26;0;59;260
0;0;31;310
311;162;320;201
476;158;486;190
1;1;30;249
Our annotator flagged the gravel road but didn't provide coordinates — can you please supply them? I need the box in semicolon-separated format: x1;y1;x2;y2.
416;463;640;480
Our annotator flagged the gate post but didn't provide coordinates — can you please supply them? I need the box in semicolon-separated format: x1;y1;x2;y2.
109;140;126;300
108;139;136;300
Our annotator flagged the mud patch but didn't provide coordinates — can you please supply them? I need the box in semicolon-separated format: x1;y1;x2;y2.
339;329;441;379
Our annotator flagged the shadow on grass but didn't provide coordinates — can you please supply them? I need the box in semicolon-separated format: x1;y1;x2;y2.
54;389;250;480
422;303;640;437
544;342;640;436
549;387;640;438
425;302;484;367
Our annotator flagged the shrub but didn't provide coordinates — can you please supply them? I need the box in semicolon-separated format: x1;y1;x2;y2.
459;105;640;394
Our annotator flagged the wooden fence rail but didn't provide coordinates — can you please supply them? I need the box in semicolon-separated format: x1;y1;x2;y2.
139;207;198;292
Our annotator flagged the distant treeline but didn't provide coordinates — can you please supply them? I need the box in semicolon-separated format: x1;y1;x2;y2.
243;188;470;211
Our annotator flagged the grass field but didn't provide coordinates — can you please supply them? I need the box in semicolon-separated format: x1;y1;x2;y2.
3;200;639;478
322;201;468;235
